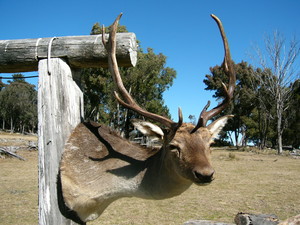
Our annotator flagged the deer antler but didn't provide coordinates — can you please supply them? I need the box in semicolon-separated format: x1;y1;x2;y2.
191;14;236;133
102;13;182;130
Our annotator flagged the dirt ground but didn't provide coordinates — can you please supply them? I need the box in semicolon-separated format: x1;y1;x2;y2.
0;133;299;225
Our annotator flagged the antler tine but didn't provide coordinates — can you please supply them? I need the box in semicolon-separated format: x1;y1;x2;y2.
211;14;235;97
103;13;182;130
192;14;236;133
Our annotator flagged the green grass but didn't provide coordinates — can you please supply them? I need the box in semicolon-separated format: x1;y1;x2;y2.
0;146;299;225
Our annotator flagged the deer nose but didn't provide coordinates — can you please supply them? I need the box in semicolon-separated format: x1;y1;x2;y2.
193;168;215;183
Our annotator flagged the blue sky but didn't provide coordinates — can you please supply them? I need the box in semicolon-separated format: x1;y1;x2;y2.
1;0;300;122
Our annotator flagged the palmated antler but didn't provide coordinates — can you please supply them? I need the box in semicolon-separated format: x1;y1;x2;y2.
102;13;182;130
191;14;236;133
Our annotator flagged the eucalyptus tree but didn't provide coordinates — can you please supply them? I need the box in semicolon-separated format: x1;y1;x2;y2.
0;74;37;133
283;79;300;148
204;61;257;147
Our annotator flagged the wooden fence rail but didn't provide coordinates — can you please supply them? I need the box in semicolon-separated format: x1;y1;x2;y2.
0;33;137;73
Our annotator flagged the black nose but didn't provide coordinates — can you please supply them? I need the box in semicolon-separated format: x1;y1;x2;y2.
194;169;214;183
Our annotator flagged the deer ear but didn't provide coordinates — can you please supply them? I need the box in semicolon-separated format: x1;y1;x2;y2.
207;115;233;140
131;119;164;139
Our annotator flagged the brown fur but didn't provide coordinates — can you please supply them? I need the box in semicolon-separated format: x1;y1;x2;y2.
60;116;231;222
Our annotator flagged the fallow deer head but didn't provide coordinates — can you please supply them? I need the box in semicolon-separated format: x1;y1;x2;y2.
60;13;235;223
102;13;235;184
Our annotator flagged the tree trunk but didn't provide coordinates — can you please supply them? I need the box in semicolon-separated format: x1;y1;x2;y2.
276;94;283;154
10;117;14;133
235;128;239;149
258;107;263;149
277;119;283;154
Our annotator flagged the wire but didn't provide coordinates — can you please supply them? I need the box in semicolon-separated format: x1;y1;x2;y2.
0;75;38;79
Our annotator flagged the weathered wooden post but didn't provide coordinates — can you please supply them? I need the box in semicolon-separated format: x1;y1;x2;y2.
0;33;137;224
38;58;84;224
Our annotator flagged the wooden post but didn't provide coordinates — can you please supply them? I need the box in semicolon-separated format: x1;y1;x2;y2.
0;31;137;224
38;58;84;225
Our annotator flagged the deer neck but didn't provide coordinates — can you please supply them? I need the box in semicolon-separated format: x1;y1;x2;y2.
138;148;192;200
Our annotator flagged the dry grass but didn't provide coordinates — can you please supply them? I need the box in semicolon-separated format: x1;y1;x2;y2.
0;140;299;224
0;151;38;225
0;131;37;147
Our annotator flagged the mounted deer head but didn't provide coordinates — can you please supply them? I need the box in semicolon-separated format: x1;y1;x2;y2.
60;13;235;223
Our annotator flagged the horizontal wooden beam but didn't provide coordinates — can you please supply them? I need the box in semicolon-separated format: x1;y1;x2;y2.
0;33;137;73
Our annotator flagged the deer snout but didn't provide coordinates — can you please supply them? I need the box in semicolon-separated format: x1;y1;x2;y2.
193;167;215;184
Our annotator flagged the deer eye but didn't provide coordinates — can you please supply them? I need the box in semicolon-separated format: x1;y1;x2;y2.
170;144;181;157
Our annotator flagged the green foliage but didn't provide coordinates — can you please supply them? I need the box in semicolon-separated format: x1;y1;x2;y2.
82;23;176;135
90;22;128;35
283;79;300;148
0;74;37;133
204;61;258;146
203;60;299;149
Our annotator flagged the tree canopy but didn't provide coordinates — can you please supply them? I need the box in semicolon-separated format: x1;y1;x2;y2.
203;59;300;150
0;74;37;133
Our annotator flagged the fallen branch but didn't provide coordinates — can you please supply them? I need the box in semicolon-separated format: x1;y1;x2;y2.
0;147;26;160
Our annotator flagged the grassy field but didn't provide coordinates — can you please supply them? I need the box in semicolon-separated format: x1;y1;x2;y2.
0;134;299;224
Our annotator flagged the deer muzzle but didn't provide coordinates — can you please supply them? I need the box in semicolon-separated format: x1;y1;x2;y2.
193;167;215;184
